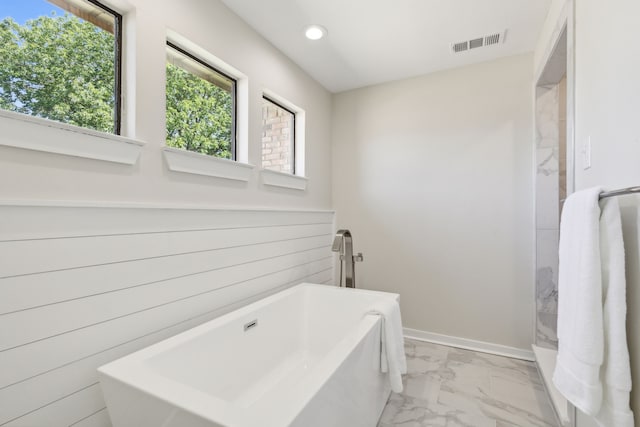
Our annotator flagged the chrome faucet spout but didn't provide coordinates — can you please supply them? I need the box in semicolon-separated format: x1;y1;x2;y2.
331;234;344;252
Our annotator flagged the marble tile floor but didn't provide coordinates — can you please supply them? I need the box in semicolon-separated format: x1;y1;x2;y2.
378;339;558;427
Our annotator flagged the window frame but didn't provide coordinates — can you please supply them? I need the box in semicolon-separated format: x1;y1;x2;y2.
84;0;124;135
0;0;143;164
165;41;238;160
262;95;296;175
0;0;123;134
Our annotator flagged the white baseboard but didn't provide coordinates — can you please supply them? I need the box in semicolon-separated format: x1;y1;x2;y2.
403;327;535;361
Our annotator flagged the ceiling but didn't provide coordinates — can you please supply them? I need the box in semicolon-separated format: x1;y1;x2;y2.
221;0;551;93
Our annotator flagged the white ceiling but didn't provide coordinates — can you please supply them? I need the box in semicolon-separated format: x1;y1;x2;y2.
221;0;551;93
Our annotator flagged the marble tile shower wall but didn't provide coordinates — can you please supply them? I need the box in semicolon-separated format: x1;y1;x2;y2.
558;77;567;204
535;84;560;349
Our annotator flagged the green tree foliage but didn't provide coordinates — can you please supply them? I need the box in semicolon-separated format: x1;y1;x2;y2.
0;13;115;133
165;63;233;159
0;13;233;158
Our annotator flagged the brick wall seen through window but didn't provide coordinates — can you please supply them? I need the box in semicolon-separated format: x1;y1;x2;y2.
261;97;295;174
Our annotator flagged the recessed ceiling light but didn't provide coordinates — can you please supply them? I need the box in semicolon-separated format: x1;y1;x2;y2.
304;25;327;40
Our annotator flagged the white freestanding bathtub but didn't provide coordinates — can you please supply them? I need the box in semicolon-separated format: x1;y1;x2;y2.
98;283;400;427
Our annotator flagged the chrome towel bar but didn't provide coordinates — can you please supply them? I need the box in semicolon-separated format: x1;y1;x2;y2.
599;186;640;200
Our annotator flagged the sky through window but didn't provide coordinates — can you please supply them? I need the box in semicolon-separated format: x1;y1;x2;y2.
2;1;65;25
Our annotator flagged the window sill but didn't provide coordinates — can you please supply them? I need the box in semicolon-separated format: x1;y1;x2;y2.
163;147;255;181
0;110;144;165
260;168;308;191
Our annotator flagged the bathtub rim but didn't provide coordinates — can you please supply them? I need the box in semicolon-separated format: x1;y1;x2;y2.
98;283;399;427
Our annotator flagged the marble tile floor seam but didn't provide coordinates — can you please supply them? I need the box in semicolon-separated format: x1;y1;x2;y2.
378;339;558;427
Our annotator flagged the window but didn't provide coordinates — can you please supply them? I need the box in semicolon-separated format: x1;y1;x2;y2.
166;42;236;160
262;96;295;174
0;0;122;134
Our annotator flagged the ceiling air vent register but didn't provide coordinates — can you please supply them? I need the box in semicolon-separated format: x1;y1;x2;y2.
451;30;507;53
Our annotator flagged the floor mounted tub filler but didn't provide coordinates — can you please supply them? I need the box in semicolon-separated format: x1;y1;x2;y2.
98;283;402;427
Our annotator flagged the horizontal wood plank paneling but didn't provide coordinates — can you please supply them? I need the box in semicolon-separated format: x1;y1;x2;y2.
0;235;330;315
0;223;330;278
69;409;111;427
0;204;332;240
3;384;106;427
0;204;335;426
1;249;331;350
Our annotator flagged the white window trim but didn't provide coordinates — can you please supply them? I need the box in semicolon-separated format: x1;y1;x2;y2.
163;147;255;182
0;110;144;165
163;33;254;182
260;168;308;190
261;89;305;177
166;30;249;164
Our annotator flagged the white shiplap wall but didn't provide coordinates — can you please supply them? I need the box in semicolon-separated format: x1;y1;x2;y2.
0;203;334;427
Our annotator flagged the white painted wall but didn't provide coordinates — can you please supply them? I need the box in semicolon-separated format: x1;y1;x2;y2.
573;0;640;423
0;0;332;210
331;54;535;350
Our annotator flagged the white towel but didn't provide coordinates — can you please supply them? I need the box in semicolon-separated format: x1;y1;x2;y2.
594;197;634;427
553;187;604;414
367;298;407;393
553;188;635;426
